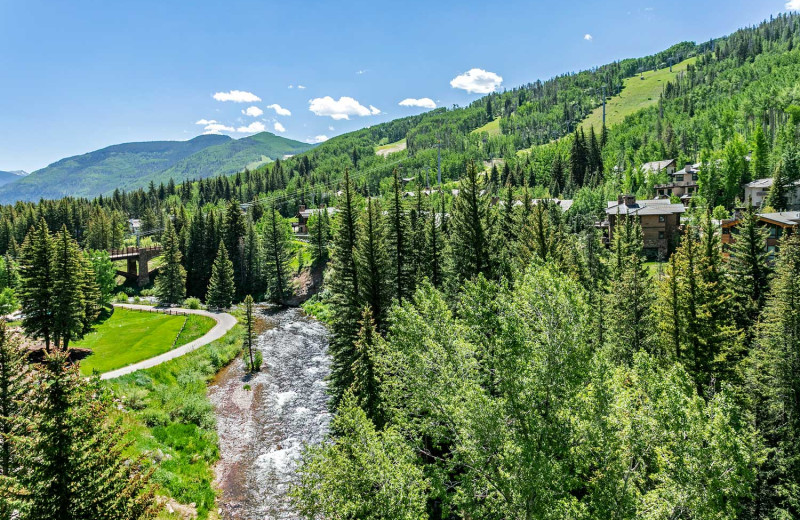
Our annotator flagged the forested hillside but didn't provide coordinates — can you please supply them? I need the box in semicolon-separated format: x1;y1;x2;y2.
0;132;311;203
2;12;800;520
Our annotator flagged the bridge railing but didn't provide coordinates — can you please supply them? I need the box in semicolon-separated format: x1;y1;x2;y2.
108;245;163;257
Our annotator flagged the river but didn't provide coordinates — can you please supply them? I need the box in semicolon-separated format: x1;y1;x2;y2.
208;307;331;519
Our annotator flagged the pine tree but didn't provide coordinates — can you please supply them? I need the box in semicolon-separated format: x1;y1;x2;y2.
223;200;246;293
243;295;260;372
605;217;654;364
309;209;330;264
19;219;55;351
386;168;412;301
729;204;771;335
350;306;384;428
79;254;101;335
751;123;770;183
155;221;186;305
748;233;800;518
448;161;493;282
263;204;290;303
242;218;263;298
355;197;389;329
207;242;235;309
19;352;155;519
51;226;85;351
327;169;362;408
0;321;28;478
569;130;587;188
426;194;444;287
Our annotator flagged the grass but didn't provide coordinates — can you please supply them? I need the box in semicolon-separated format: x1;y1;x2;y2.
77;308;215;375
581;57;697;130
471;117;501;136
110;324;243;519
289;239;313;274
375;138;407;157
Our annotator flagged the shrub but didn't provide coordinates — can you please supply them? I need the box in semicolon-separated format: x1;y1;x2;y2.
133;296;141;304
184;297;202;310
114;291;129;303
140;288;155;297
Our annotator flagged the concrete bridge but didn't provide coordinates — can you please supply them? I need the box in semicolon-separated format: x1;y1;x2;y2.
109;246;162;286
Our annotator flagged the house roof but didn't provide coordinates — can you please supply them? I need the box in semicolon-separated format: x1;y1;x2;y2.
606;199;685;216
641;159;676;172
299;207;338;218
758;211;800;226
745;178;773;189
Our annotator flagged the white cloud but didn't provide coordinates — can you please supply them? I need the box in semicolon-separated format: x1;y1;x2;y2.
242;106;263;117
787;0;800;9
288;85;294;89
297;85;306;89
236;121;266;133
399;97;437;109
267;103;292;116
450;68;503;94
213;90;261;103
273;122;286;133
328;125;335;131
356;69;367;75
584;33;593;41
195;119;217;125
308;135;329;143
203;122;234;134
308;96;378;120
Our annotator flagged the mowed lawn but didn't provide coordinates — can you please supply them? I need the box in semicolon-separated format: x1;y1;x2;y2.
77;308;215;375
581;57;697;130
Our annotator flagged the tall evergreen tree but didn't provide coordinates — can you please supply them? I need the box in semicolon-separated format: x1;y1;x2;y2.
448;161;493;282
243;295;258;372
748;233;800;518
569;130;587;189
51;226;85;351
355;197;389;329
263;204;290;303
386;168;412;301
207;242;235;309
242;218;263;298
18;353;155;520
308;209;331;264
222;200;246;294
0;321;27;479
19;219;55;351
729;204;771;335
154;221;186;305
350;306;384;428
327;169;362;408
604;216;654;364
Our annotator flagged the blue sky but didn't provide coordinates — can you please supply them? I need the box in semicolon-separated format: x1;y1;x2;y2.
0;0;787;172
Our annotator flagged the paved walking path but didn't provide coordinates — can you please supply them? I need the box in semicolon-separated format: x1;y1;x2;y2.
100;303;237;380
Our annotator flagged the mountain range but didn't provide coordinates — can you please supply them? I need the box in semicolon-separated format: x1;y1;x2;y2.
0;132;312;203
0;170;29;188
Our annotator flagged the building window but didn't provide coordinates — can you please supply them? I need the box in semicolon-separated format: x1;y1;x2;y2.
722;228;730;235
658;215;666;223
658;231;665;239
692;174;698;181
675;175;684;181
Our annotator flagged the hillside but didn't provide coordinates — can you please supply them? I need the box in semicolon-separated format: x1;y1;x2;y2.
0;132;311;203
149;132;313;189
0;170;28;187
581;57;697;130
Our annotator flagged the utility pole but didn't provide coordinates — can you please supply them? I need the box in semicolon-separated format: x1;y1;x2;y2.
437;138;442;186
602;85;606;126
